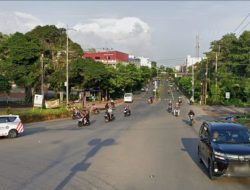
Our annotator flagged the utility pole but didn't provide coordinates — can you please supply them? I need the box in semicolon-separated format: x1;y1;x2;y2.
204;58;208;105
215;52;218;89
66;27;69;106
41;53;44;96
196;35;200;58
191;35;200;103
191;64;194;102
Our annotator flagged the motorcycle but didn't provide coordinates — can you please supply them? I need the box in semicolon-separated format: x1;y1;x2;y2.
78;117;90;127
72;111;81;119
189;114;194;126
124;108;131;117
173;108;180;117
148;97;153;104
104;112;115;122
92;107;100;114
167;106;172;113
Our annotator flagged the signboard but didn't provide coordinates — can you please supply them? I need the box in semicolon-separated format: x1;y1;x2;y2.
34;94;43;107
45;99;60;108
154;81;158;89
225;92;230;99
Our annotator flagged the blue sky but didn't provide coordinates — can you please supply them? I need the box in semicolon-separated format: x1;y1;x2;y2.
0;1;249;66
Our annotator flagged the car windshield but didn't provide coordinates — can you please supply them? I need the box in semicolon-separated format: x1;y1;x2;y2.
124;93;132;97
211;127;250;144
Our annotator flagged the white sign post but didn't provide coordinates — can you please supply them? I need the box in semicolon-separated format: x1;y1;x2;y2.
34;94;43;108
225;92;230;99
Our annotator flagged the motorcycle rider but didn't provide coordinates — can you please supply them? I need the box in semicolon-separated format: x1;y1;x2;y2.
81;109;90;125
105;102;109;110
107;107;113;121
168;100;173;112
148;96;153;104
72;106;81;119
91;103;99;114
124;104;131;116
188;109;195;117
178;96;182;105
173;102;180;116
188;109;195;124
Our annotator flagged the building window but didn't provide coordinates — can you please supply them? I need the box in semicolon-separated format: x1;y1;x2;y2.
95;56;100;59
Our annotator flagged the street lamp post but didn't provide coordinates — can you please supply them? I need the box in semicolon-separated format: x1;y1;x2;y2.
66;29;69;106
65;26;77;107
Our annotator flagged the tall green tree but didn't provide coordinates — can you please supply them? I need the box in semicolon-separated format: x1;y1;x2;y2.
6;32;41;102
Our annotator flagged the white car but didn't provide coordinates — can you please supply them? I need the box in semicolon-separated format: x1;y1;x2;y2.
0;115;24;138
124;93;133;103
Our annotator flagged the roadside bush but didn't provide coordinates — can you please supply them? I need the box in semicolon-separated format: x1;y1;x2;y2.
10;108;70;123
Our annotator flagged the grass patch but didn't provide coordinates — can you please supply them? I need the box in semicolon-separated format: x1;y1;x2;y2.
0;107;70;123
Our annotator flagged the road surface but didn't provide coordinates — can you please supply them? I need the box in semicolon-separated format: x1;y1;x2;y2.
0;80;249;190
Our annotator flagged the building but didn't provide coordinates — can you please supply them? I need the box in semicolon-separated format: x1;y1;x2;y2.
128;55;141;67
83;50;128;66
129;55;152;68
138;57;152;68
173;55;203;77
186;55;202;67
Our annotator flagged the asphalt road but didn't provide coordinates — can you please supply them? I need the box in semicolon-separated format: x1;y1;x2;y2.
0;80;249;190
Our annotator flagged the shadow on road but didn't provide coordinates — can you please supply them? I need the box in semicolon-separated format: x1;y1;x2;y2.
182;119;190;126
54;138;115;190
181;138;208;177
195;115;216;122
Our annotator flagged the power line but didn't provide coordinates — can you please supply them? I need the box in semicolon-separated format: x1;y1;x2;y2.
233;13;250;33
237;20;250;35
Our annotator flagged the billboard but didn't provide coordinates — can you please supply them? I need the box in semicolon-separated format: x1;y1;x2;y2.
34;94;43;107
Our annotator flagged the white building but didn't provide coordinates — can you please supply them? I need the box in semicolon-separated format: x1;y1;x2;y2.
129;55;152;68
138;57;152;68
174;65;181;71
186;55;202;67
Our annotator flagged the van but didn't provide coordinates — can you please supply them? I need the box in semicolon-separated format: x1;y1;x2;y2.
124;93;133;103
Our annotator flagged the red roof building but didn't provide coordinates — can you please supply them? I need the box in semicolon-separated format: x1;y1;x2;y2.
83;51;128;66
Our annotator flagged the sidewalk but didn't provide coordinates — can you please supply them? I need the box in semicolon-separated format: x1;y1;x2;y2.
201;105;250;117
191;104;250;124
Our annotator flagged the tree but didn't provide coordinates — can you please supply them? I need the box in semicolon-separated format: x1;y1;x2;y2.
6;32;41;102
0;74;11;93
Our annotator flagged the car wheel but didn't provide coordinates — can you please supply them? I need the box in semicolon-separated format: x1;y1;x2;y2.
8;129;18;138
208;159;216;180
198;147;202;163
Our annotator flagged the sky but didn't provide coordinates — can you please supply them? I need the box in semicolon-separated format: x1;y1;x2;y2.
0;1;249;67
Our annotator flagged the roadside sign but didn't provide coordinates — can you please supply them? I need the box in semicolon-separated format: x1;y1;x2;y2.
34;94;43;107
154;81;158;89
45;99;60;108
225;92;230;99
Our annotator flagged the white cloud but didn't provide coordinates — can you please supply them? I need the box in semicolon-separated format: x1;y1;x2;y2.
0;12;152;57
68;17;152;56
0;11;43;34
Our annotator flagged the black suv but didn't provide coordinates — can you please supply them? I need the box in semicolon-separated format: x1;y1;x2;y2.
198;121;250;179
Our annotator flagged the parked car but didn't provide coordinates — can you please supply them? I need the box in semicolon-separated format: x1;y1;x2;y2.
124;93;133;103
0;115;24;138
198;121;250;179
